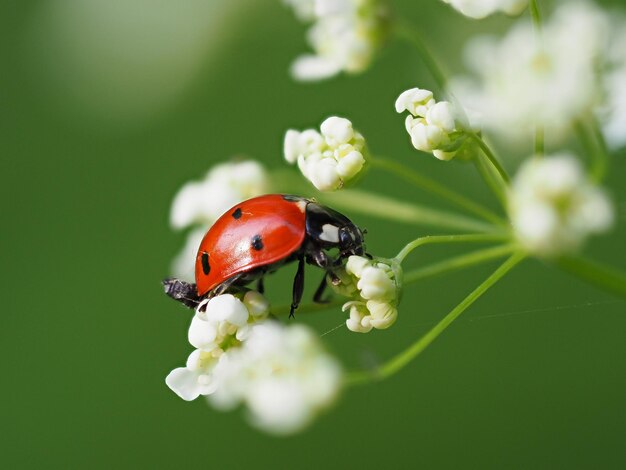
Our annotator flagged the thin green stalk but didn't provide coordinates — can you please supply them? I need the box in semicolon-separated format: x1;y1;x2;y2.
319;189;497;233
394;21;447;91
470;133;510;184
371;157;505;226
575;119;608;183
473;154;508;208
345;252;526;385
529;0;543;31
395;233;511;263
534;126;545;157
590;119;609;182
556;256;626;300
404;244;516;283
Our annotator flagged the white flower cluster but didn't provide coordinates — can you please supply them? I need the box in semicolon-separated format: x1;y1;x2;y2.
284;116;368;191
284;0;385;81
166;292;342;434
452;2;614;142
395;88;468;161
441;0;528;19
169;160;269;281
209;322;342;435
332;256;402;333
509;154;614;257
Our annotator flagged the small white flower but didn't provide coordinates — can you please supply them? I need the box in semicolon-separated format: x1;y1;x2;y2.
336;256;402;332
396;87;467;160
451;2;611;142
165;349;219;401
170;160;269;230
284;116;368;191
188;293;269;355
441;0;528;19
286;0;386;81
209;321;342;435
509;154;614;257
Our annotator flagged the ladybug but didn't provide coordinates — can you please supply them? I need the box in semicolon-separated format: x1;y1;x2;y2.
164;194;366;316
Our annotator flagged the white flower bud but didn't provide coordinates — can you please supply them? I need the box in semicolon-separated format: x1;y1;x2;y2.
336;150;365;179
321;116;354;146
243;291;270;318
343;301;373;333
426;101;457;133
366;300;398;329
357;266;395;301
394;88;434;116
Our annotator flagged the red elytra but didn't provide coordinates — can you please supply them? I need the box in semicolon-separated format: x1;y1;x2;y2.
195;194;307;296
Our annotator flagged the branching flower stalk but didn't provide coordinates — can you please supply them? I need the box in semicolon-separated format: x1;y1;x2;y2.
163;0;626;435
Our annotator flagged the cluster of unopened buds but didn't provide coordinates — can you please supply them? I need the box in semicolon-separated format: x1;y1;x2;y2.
284;116;368;191
395;88;471;161
163;0;624;436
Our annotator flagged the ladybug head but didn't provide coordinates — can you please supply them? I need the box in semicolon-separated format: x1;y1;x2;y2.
338;224;365;257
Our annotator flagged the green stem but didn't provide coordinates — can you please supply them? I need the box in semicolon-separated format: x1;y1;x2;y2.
345;252;526;385
556;256;626;300
534;125;545;157
590;119;609;182
404;244;516;283
575;119;608;183
318;189;497;233
371;157;505;225
470;133;510;185
473;154;508;208
394;21;447;92
395;233;510;263
529;0;543;31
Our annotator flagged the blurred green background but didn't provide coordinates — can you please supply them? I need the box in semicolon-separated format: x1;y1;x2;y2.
2;0;625;468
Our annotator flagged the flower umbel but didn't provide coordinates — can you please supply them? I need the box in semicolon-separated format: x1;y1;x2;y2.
509;154;614;257
395;87;469;161
285;0;387;81
284;116;368;191
209;321;342;435
332;255;402;333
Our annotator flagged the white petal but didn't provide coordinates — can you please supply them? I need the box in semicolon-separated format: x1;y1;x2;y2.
206;294;249;326
290;55;343;81
188;315;218;350
165;367;201;401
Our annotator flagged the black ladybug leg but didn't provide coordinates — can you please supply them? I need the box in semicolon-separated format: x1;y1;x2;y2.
257;277;265;294
290;255;305;318
313;275;329;304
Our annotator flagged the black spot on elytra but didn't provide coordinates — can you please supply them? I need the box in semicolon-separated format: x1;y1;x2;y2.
251;234;264;251
232;207;242;219
201;252;211;275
